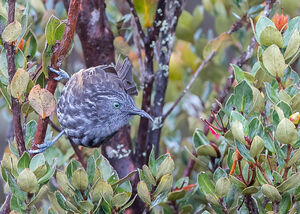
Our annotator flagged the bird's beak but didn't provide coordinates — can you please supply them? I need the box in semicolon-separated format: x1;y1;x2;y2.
130;107;153;122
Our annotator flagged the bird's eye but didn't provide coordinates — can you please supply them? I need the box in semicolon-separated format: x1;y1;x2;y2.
113;102;121;109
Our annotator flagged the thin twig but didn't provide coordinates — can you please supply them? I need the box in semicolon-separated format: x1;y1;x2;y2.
282;144;291;180
163;51;215;120
126;0;146;44
5;0;26;155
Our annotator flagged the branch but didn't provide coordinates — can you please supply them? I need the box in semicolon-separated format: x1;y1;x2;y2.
0;192;11;214
148;0;183;157
126;0;145;43
32;0;80;150
135;0;166;166
5;0;26;155
163;51;215;120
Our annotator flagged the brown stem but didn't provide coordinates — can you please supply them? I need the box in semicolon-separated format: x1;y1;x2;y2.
32;0;80;151
282;144;291;180
5;0;26;156
256;162;272;185
245;195;259;214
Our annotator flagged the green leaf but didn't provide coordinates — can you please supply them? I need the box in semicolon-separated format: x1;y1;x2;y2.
277;173;300;192
0;81;11;108
86;156;95;184
284;29;300;59
290;94;300;112
277;101;292;118
2;20;22;42
168;189;186;201
279;193;292;214
215;177;231;198
255;16;276;44
251;86;265;113
262;44;287;77
54;23;65;41
213;167;227;182
25;120;37;148
24;30;37;59
231;64;245;82
79;201;94;212
197;171;217;197
156;155;175;180
248;117;263;139
10;68;29;99
261;184;281;202
176;10;195;42
45;15;60;46
137;181;151;205
235;140;255;163
264;82;280;103
234;80;253;114
196;145;218;157
230;111;249;136
17;152;30;174
38;161;56;184
148;145;156;176
10;195;25;213
193;128;210;148
288;149;300;167
71;168;88;190
283;17;300;47
260;26;283;47
275;118;298;145
55;191;70;211
7;173;26;201
0;49;9;85
231;120;246;144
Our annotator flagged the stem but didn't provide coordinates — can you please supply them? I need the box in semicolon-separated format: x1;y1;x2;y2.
256;162;272;185
282;144;291;180
163;51;215;120
5;0;26;156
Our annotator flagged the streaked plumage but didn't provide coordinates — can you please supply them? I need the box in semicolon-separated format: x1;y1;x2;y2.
57;58;151;147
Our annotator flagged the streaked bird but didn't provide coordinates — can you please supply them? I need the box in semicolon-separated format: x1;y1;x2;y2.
30;58;152;153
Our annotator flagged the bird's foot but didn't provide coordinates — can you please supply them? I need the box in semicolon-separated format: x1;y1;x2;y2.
48;67;70;81
28;140;56;154
28;130;65;154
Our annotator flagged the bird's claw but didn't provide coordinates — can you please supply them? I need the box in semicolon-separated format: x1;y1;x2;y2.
48;67;70;81
28;141;55;154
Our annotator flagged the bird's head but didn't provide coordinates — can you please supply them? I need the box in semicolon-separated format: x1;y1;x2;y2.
96;90;152;132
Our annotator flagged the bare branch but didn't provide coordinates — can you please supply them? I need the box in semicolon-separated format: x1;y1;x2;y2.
126;0;146;44
5;0;26;155
163;51;215;121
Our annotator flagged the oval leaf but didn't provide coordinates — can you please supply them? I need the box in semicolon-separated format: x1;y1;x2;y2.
28;85;56;118
262;44;287;77
2;21;22;42
11;68;29;99
260;26;283;47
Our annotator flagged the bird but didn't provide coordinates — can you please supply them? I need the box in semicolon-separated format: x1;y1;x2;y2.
29;57;152;153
